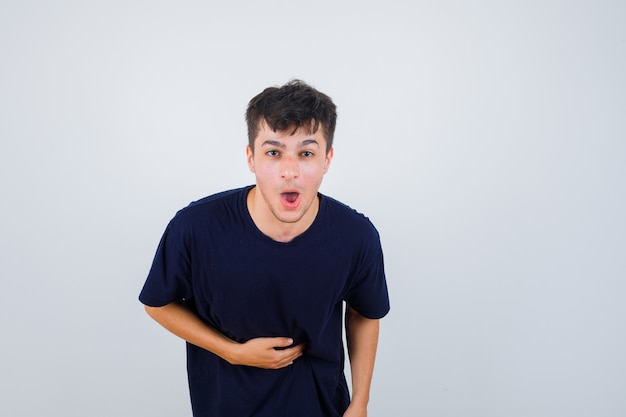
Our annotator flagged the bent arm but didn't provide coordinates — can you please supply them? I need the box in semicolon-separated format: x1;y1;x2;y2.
344;306;381;416
144;302;303;369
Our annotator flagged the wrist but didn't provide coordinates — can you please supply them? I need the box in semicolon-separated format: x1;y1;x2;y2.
350;394;369;408
208;336;242;365
223;340;244;365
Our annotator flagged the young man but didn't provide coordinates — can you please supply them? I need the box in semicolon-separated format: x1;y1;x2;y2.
139;80;390;417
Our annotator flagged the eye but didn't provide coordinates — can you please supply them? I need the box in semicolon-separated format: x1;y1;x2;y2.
301;151;314;157
266;150;280;157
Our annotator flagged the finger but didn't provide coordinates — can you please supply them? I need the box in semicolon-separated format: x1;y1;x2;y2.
285;343;305;353
271;337;295;349
284;345;305;362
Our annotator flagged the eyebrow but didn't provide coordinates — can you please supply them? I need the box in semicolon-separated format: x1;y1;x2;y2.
261;139;320;148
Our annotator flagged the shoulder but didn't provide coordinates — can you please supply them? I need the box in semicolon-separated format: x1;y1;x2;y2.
168;186;250;230
320;194;380;240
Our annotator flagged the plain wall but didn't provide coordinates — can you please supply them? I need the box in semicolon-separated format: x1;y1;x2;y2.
1;1;624;416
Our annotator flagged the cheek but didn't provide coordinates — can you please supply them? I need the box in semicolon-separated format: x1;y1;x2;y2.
254;164;277;180
301;164;326;180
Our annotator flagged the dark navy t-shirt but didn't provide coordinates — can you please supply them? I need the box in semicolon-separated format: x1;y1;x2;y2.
139;186;390;417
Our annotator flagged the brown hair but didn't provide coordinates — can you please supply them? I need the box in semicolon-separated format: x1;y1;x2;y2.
246;80;337;153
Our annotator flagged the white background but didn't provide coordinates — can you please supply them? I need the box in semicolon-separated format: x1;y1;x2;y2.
1;1;625;416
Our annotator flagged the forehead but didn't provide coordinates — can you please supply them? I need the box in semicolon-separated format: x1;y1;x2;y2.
254;119;327;147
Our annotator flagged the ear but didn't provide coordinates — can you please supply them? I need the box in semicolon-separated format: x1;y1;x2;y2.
246;145;255;173
323;147;334;174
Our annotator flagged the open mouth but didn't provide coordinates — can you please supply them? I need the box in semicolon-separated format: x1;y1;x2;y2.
282;192;299;203
280;192;300;207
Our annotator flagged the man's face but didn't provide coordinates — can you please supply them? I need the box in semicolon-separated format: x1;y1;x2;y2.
246;120;333;226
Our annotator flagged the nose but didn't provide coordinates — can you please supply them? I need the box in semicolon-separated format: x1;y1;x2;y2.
280;155;299;180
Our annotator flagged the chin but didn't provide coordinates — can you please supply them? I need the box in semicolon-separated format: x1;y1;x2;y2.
277;213;304;224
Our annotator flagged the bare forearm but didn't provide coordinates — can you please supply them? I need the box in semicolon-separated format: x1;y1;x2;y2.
144;302;303;368
145;302;238;361
345;306;380;408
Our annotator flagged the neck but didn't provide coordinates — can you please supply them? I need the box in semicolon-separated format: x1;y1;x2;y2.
246;187;319;243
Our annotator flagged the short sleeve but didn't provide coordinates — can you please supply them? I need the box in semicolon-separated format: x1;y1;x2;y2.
139;218;193;307
344;229;390;319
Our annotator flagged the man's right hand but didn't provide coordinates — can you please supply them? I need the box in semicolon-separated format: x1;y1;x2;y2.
229;337;305;369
